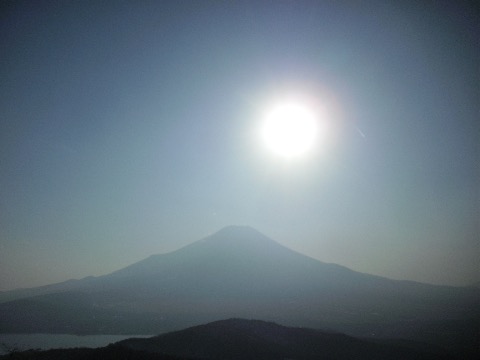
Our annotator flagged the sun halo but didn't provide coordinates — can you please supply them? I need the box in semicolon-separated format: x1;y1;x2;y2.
260;101;319;160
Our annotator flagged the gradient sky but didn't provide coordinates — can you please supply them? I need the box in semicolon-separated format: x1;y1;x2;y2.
1;0;478;291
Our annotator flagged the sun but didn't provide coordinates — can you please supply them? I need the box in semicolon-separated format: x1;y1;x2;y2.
261;101;318;159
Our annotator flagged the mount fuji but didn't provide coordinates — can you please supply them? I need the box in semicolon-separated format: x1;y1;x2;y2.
0;226;478;356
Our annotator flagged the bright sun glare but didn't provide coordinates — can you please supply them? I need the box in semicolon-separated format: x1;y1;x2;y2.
261;102;318;159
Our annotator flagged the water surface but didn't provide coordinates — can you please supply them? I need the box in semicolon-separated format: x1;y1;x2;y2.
0;333;152;355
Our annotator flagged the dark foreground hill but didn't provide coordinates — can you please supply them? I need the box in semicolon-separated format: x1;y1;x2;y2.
0;226;478;357
118;318;454;360
0;319;454;360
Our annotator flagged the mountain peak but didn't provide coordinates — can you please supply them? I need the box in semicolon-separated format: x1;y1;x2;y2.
169;225;296;265
215;225;266;238
191;225;278;250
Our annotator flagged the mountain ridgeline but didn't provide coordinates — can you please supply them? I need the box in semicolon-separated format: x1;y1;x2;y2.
0;226;478;358
118;318;457;359
0;319;454;359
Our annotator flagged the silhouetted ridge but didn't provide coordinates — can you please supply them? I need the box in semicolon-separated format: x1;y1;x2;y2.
0;225;478;358
118;318;453;360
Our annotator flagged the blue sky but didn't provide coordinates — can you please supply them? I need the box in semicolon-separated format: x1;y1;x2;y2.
0;0;478;290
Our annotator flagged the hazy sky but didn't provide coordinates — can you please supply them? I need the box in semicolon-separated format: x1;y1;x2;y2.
1;0;478;291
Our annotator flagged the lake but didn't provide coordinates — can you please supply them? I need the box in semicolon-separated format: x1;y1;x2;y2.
0;333;153;355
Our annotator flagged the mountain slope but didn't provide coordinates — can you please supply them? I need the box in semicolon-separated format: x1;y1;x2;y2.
0;226;478;356
0;319;453;360
91;226;479;326
118;318;453;360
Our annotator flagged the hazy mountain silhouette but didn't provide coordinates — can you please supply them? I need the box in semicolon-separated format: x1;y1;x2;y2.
0;226;478;357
